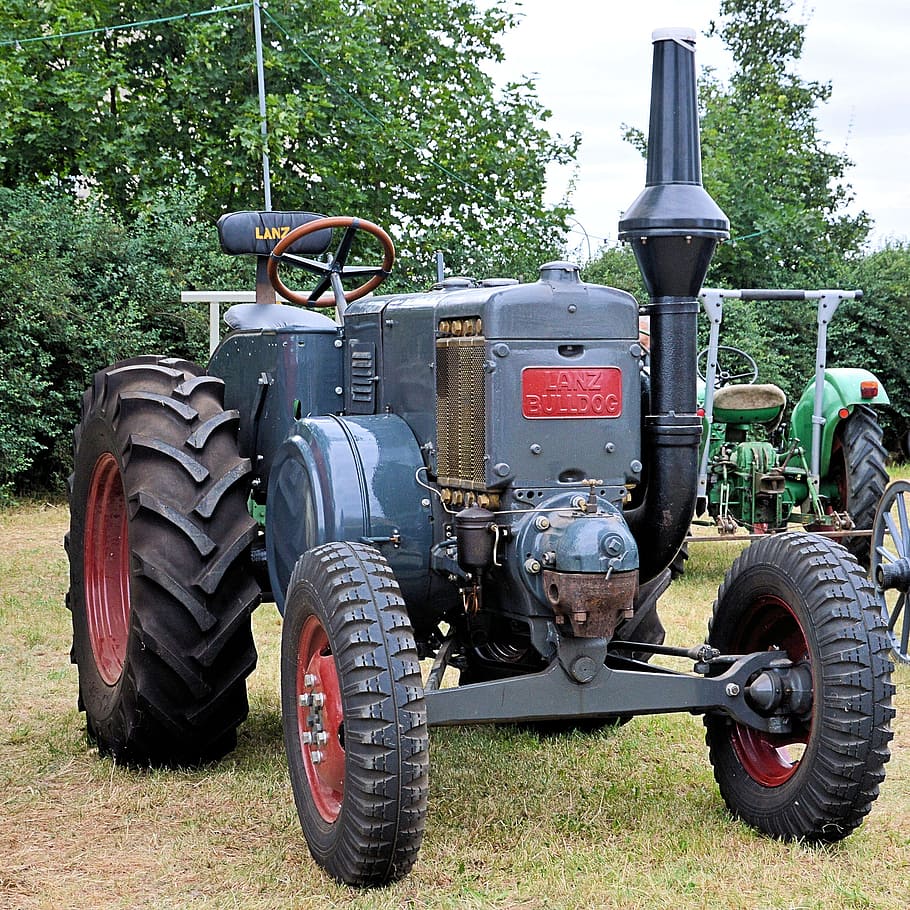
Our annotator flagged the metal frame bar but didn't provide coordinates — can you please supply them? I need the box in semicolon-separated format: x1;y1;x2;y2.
424;636;798;732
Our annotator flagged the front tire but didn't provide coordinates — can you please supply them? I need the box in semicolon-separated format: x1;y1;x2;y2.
281;542;429;886
704;533;894;841
67;357;260;765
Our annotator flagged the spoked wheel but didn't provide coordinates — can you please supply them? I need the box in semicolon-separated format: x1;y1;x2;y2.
871;480;910;663
704;533;894;841
696;344;759;387
267;215;395;308
281;542;428;886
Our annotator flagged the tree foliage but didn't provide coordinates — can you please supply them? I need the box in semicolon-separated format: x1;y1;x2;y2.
835;244;910;453
700;0;871;289
608;0;879;402
0;0;577;285
0;185;245;498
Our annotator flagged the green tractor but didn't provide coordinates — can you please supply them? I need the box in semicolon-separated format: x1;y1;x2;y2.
695;287;889;565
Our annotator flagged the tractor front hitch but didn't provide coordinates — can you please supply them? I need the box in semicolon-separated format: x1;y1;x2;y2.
423;634;812;733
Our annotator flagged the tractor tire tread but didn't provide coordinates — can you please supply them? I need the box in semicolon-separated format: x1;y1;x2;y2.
704;532;894;841
283;541;428;886
68;357;259;767
836;405;889;566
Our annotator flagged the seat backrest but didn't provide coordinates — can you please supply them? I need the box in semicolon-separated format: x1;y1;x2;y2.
216;210;333;256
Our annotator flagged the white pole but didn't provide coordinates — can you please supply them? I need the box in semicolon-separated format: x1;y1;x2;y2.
253;0;272;210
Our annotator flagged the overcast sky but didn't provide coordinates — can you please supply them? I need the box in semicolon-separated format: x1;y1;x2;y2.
487;0;910;257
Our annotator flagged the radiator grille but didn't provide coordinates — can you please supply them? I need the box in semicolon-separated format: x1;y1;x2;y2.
436;336;486;489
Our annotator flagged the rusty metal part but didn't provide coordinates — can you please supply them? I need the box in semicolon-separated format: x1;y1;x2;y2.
542;568;637;639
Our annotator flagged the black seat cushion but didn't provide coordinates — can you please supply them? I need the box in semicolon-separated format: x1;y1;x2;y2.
217;211;333;256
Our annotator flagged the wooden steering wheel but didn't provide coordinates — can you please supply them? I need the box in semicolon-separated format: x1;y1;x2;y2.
266;215;395;307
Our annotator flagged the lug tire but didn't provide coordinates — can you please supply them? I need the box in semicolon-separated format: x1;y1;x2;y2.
830;405;889;567
704;533;894;841
281;542;429;886
67;356;259;766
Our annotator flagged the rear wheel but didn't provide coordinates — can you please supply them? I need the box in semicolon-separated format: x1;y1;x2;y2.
281;542;428;886
828;405;888;566
704;533;893;841
67;357;259;765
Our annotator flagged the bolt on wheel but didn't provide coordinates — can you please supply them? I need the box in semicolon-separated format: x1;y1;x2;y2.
295;615;345;822
281;541;428;886
871;479;910;662
704;532;894;842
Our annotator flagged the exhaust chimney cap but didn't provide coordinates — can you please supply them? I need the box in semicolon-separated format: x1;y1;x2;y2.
651;26;696;45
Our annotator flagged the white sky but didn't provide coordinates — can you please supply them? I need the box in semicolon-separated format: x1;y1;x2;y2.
488;0;910;256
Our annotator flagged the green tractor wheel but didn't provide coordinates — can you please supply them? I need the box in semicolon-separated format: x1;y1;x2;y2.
828;405;888;567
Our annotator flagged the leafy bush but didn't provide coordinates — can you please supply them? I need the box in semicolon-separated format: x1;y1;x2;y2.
0;184;246;499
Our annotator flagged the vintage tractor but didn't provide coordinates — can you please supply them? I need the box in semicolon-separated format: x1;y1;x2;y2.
65;29;894;886
694;287;889;564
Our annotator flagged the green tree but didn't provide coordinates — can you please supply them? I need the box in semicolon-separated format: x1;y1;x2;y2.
700;0;870;290
616;0;873;395
834;244;910;454
0;184;245;498
0;1;577;285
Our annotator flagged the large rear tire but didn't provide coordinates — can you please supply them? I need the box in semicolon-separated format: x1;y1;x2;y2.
704;533;893;841
67;357;260;766
281;542;429;886
829;404;889;566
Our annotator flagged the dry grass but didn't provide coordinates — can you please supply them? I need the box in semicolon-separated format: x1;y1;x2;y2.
2;500;909;910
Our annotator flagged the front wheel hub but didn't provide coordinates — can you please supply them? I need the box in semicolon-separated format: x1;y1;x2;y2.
297;615;345;823
745;663;813;717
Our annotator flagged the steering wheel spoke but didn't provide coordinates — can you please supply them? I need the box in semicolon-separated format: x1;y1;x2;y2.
277;252;333;275
339;265;386;278
267;216;395;308
698;345;759;387
307;274;333;304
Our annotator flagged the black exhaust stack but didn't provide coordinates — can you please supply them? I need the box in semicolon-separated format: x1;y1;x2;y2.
619;27;729;582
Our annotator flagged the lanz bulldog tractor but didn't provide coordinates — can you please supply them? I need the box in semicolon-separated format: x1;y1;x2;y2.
65;29;894;886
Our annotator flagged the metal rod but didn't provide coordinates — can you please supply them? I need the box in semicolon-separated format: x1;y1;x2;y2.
253;0;272;211
810;293;841;482
684;529;872;543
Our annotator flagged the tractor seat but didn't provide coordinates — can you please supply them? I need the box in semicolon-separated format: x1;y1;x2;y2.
224;303;336;331
713;383;786;426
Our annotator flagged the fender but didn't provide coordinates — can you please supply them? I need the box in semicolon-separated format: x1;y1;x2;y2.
266;413;432;613
789;368;889;477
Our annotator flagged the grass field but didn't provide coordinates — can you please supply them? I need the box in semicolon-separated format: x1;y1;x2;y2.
2;500;908;910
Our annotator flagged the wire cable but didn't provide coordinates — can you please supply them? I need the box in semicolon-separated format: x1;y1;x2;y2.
0;3;252;47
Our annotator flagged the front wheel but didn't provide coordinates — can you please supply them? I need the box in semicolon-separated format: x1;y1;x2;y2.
704;533;894;841
281;542;429;886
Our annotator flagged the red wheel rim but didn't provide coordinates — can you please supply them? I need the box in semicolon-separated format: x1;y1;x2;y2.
730;595;811;787
83;453;131;685
296;615;345;823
